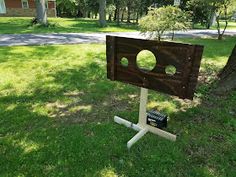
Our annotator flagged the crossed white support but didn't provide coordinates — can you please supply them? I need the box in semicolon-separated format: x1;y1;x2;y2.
114;87;177;149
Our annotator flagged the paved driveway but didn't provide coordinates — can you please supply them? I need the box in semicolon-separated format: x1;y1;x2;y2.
0;30;235;46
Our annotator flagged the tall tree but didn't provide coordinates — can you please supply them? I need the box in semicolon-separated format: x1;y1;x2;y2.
187;0;235;39
215;45;236;94
35;0;47;25
98;0;107;27
186;0;215;28
114;0;120;25
126;0;132;23
57;0;77;17
215;0;231;40
107;4;116;21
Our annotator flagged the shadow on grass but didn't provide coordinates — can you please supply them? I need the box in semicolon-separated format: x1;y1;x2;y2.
1;72;235;176
0;38;236;176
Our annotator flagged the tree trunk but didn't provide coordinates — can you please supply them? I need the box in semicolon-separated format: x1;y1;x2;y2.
216;4;228;40
214;45;236;94
108;14;112;21
206;9;215;29
216;15;228;40
114;8;117;21
157;35;161;41
87;11;91;18
98;0;107;27
206;23;211;29
35;0;47;25
136;12;139;24
210;12;216;26
127;3;131;23
171;31;175;40
77;9;83;18
218;34;223;40
116;5;120;25
218;22;228;40
121;8;125;22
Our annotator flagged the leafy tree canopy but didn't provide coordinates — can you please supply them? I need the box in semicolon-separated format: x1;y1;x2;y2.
139;6;191;40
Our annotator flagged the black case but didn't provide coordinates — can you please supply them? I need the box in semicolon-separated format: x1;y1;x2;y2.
146;110;167;129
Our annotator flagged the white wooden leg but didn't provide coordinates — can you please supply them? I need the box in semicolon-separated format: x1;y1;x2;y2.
147;125;176;141
114;116;142;132
127;128;148;149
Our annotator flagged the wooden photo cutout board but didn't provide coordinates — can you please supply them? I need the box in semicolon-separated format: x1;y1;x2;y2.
106;36;204;100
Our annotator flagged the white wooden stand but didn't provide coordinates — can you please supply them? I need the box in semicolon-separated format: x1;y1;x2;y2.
114;87;176;149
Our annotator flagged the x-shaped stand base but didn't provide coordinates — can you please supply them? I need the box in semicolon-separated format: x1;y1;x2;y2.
114;88;176;149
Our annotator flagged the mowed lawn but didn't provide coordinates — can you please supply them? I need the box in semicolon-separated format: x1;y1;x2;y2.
0;37;236;176
194;21;236;30
0;17;235;35
0;17;138;34
220;21;236;30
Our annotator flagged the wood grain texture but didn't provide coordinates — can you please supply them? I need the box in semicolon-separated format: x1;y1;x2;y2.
106;36;204;100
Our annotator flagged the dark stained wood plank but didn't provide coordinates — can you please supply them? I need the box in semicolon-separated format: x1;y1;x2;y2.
106;36;204;100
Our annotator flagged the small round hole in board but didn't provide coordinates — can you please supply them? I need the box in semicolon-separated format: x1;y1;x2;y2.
165;65;176;76
120;57;129;67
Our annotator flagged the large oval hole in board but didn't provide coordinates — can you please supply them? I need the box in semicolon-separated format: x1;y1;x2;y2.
136;50;156;71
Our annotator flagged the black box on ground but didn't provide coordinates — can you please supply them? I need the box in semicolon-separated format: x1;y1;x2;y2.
146;110;168;129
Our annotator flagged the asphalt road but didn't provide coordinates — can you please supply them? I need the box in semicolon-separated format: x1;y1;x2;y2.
0;29;235;46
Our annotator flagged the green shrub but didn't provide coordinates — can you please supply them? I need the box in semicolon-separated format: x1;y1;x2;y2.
139;6;191;40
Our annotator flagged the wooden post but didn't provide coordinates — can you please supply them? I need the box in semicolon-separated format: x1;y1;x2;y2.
138;88;148;127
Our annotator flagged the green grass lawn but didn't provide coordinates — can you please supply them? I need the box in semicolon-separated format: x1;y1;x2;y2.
0;37;236;176
0;17;138;34
194;21;236;30
220;21;236;29
0;17;235;35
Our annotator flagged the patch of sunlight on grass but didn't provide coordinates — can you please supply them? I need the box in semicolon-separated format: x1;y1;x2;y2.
9;47;35;55
175;97;202;112
46;101;68;110
147;101;178;114
0;44;105;96
203;167;220;177
99;167;121;177
40;99;74;117
6;104;17;111
69;105;92;114
16;138;41;154
63;90;84;97
1;82;14;90
204;56;227;66
32;103;52;116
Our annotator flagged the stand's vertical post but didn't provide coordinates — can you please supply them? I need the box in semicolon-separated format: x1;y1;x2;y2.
138;88;148;127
